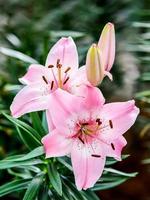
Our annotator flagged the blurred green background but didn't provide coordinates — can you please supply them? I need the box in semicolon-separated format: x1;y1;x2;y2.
0;0;149;199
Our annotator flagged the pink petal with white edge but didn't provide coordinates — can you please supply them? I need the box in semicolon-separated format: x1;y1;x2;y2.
98;22;115;72
71;139;106;190
42;129;72;158
100;100;139;140
101;136;127;161
19;64;52;85
45;37;78;75
10;83;50;118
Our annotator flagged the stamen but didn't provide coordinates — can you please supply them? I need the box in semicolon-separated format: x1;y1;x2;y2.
96;118;102;126
109;120;113;129
64;67;71;73
111;143;115;150
57;59;60;65
78;136;84;144
63;77;70;85
48;65;54;68
57;64;62;68
56;59;62;88
51;81;54;90
91;154;101;158
42;76;48;84
82;122;89;126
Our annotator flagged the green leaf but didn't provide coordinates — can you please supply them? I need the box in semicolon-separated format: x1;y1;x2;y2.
0;46;38;63
23;173;44;200
104;168;138;177
30;112;46;137
6;146;44;162
92;177;128;191
142;158;150;164
50;30;85;39
63;180;85;200
106;154;130;166
8;168;33;179
0;179;31;197
2;113;41;149
47;162;62;196
0;158;43;169
57;157;72;171
82;190;100;200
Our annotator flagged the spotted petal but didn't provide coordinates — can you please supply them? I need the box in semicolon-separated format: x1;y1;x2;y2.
19;64;53;85
71;139;106;190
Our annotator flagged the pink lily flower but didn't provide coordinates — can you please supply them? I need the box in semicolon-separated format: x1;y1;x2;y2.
10;37;87;130
42;88;139;190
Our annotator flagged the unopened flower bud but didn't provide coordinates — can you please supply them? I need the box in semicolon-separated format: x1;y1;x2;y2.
86;44;104;86
98;22;115;72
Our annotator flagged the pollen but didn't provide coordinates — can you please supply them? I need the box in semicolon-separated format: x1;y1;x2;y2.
91;154;101;158
109;120;113;129
63;77;70;85
51;81;54;90
42;76;48;84
64;67;71;73
111;143;115;150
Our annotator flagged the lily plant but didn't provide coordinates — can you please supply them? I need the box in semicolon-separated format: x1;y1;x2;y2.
0;22;139;200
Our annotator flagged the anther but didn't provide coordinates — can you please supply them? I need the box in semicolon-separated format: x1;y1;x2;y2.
82;122;89;126
64;67;71;73
109;120;113;129
42;76;48;84
51;81;54;90
96;118;102;126
91;154;101;158
63;77;70;85
111;143;115;150
56;59;60;66
78;137;84;144
57;64;62;68
48;65;54;68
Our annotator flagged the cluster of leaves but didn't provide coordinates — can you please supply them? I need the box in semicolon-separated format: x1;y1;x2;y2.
0;112;137;199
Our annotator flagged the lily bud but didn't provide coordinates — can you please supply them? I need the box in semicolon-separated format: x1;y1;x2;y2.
86;44;104;86
98;22;115;72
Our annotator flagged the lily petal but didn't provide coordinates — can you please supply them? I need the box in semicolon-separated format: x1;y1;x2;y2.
100;100;139;140
71;139;106;190
42;129;72;158
101;136;127;161
19;64;52;85
10;83;50;118
48;89;81;134
45;37;78;75
98;22;115;72
46;110;55;131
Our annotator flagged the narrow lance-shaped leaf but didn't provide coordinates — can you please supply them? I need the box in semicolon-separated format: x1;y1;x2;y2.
5;146;44;162
0;46;38;64
2;113;41;149
0;179;31;197
30;112;46;137
23;173;45;200
47;162;62;196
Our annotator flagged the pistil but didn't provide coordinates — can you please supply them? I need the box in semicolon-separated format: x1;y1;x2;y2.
57;59;63;88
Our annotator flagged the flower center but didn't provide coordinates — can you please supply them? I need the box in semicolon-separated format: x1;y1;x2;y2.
41;59;71;93
48;59;71;90
73;118;113;145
